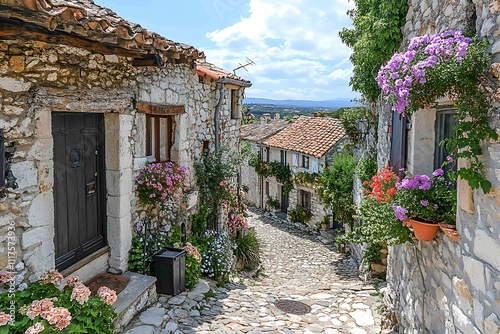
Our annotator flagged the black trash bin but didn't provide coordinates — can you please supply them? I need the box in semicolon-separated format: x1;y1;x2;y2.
152;247;186;295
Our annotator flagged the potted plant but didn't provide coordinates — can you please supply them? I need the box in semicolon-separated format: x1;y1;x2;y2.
391;168;456;241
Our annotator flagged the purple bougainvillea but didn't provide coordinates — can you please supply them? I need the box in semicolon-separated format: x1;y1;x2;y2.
377;30;473;115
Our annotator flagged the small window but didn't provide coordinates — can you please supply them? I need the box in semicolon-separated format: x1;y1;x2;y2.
146;115;174;163
302;155;310;169
231;89;240;119
265;147;270;162
280;150;287;165
265;181;269;196
202;140;209;154
299;190;311;211
434;107;458;175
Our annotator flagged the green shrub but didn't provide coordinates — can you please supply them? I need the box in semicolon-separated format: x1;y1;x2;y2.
234;231;261;271
317;151;357;228
289;206;312;224
266;196;280;210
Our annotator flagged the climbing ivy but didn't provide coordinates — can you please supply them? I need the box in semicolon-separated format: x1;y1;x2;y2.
339;0;408;102
249;152;293;194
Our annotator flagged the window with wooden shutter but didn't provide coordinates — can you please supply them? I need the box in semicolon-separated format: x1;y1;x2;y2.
231;89;240;119
302;155;310;169
280;150;287;165
311;158;319;173
292;153;299;167
146;114;174;163
434;106;458;176
389;112;408;177
299;190;312;211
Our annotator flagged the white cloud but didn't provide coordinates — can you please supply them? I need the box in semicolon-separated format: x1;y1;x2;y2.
327;67;352;81
202;0;358;100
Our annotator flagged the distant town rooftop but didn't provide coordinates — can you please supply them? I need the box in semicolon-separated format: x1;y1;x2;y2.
262;116;346;158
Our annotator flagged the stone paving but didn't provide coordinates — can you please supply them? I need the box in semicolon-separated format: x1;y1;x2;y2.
122;208;383;334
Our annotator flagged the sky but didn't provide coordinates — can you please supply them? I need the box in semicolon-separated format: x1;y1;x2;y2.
96;0;358;101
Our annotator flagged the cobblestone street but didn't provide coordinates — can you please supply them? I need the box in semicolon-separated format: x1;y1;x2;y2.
123;209;382;334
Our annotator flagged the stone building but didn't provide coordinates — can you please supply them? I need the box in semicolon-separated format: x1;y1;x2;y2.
378;1;500;332
259;116;347;227
240;115;289;207
0;0;250;287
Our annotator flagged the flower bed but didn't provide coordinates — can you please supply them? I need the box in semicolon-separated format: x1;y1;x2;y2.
0;270;117;334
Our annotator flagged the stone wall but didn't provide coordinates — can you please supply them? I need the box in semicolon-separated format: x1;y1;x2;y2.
0;39;243;281
241;141;262;207
380;1;500;333
288;186;328;228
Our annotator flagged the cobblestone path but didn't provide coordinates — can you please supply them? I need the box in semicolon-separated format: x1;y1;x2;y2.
122;209;382;334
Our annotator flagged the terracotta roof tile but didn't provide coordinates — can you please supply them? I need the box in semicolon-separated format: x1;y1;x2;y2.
241;119;290;142
262;116;346;158
0;0;204;62
196;61;251;87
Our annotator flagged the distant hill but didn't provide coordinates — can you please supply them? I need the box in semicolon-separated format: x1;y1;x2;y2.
243;97;359;109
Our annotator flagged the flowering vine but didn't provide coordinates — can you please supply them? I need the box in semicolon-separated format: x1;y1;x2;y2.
135;162;190;213
377;30;498;193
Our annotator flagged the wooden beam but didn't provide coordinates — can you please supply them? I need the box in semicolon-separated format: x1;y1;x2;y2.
0;17;146;57
136;102;185;115
132;54;163;67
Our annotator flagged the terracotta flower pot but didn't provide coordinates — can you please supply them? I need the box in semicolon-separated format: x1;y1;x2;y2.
409;218;439;241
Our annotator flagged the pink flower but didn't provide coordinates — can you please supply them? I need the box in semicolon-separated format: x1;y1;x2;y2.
41;269;63;285
183;243;202;263
70;282;91;305
0;272;14;285
97;286;117;305
25;322;44;334
41;307;72;330
66;276;79;288
219;181;226;187
26;298;55;320
0;311;12;326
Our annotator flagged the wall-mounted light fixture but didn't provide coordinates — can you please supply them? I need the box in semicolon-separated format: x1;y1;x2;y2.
357;118;369;138
0;129;18;198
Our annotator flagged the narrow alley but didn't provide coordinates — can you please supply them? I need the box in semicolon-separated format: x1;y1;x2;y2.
123;209;382;334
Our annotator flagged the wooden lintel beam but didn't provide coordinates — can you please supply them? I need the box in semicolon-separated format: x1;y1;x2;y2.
136;102;185;115
0;17;146;58
132;54;163;67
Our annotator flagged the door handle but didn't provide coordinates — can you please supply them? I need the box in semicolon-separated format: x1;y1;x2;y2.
86;181;96;196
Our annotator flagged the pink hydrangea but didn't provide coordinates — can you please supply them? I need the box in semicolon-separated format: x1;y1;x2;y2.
66;275;80;288
26;298;55;320
0;311;12;326
97;286;117;305
41;269;63;285
0;272;14;285
183;242;202;263
70;282;91;305
41;307;72;330
25;322;44;334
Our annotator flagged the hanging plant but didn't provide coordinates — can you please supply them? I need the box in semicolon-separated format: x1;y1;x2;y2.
377;30;498;193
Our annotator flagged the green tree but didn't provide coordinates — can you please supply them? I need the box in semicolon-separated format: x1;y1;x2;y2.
317;151;357;228
339;0;408;102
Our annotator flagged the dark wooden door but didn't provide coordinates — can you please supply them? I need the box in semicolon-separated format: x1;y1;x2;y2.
280;187;289;213
52;113;106;271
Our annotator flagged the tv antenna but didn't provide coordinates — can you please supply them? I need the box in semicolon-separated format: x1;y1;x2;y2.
233;57;255;74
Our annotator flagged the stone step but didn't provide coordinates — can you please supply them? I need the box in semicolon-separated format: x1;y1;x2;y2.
114;272;157;333
320;229;336;242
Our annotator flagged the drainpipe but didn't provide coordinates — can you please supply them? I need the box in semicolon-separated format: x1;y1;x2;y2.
212;79;225;230
214;79;225;152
